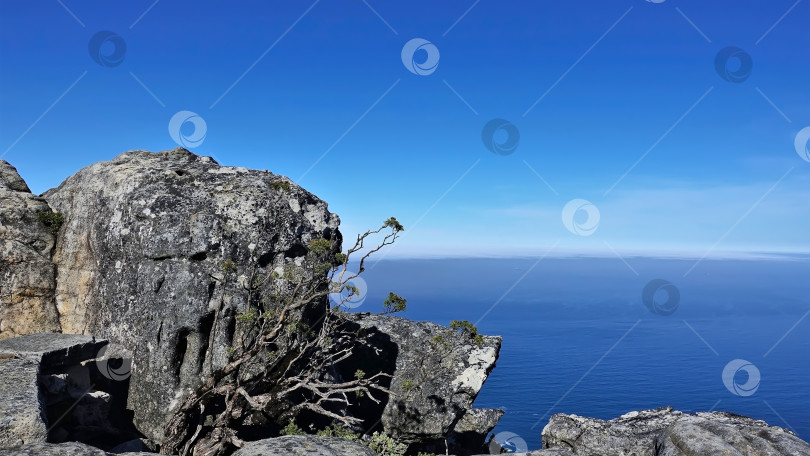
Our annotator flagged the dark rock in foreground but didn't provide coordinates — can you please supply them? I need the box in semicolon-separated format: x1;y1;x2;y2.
233;435;376;456
542;407;810;456
0;333;106;373
0;357;47;447
348;314;502;454
0;441;157;455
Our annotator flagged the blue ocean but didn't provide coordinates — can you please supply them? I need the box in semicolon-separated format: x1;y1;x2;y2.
356;257;810;451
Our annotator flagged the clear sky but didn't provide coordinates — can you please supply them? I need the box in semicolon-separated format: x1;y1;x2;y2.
1;1;808;258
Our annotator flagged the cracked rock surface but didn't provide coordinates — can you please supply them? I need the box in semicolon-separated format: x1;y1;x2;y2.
42;148;340;442
542;406;810;456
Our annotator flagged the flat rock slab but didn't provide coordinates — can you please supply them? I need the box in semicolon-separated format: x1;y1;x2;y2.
0;357;47;447
542;407;810;456
0;441;161;455
0;333;107;373
233;436;376;456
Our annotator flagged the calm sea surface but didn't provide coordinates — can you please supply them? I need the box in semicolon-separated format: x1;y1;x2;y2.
355;257;810;450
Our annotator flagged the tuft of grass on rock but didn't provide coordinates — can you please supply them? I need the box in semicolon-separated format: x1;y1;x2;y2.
37;211;64;235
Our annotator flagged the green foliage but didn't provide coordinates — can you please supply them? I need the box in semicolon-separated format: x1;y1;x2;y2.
416;453;435;456
221;259;237;274
225;346;235;358
368;431;407;456
270;180;291;192
236;308;258;324
316;424;360;441
450;320;484;347
401;379;416;391
308;238;332;256
430;334;451;349
334;252;348;264
37;211;64;235
383;217;404;232
354;369;366;380
280;419;305;436
382;292;407;314
314;262;332;277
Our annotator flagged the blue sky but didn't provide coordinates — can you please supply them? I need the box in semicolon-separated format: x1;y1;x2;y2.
1;0;808;257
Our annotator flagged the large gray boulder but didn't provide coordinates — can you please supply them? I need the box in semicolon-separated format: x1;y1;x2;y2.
233;436;376;456
542;407;810;455
348;314;502;453
41;148;340;442
0;160;61;339
0;441;159;455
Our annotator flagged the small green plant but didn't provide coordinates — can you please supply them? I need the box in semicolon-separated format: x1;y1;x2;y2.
270;180;291;192
308;238;332;256
37;211;64;235
383;217;404;232
280;419;305;436
401;379;416;391
221;259;237;274
430;334;451;349
316;423;360;441
236;308;258;324
354;369;366;380
225;346;235;357
382;292;407;314
334;252;348;264
367;431;407;456
450;320;484;347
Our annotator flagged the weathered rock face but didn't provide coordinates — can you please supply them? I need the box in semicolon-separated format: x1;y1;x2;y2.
42;148;340;442
542;407;810;456
0;160;60;339
0;334;109;448
0;441;159;455
0;357;47;447
346;314;502;454
233;435;376;456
